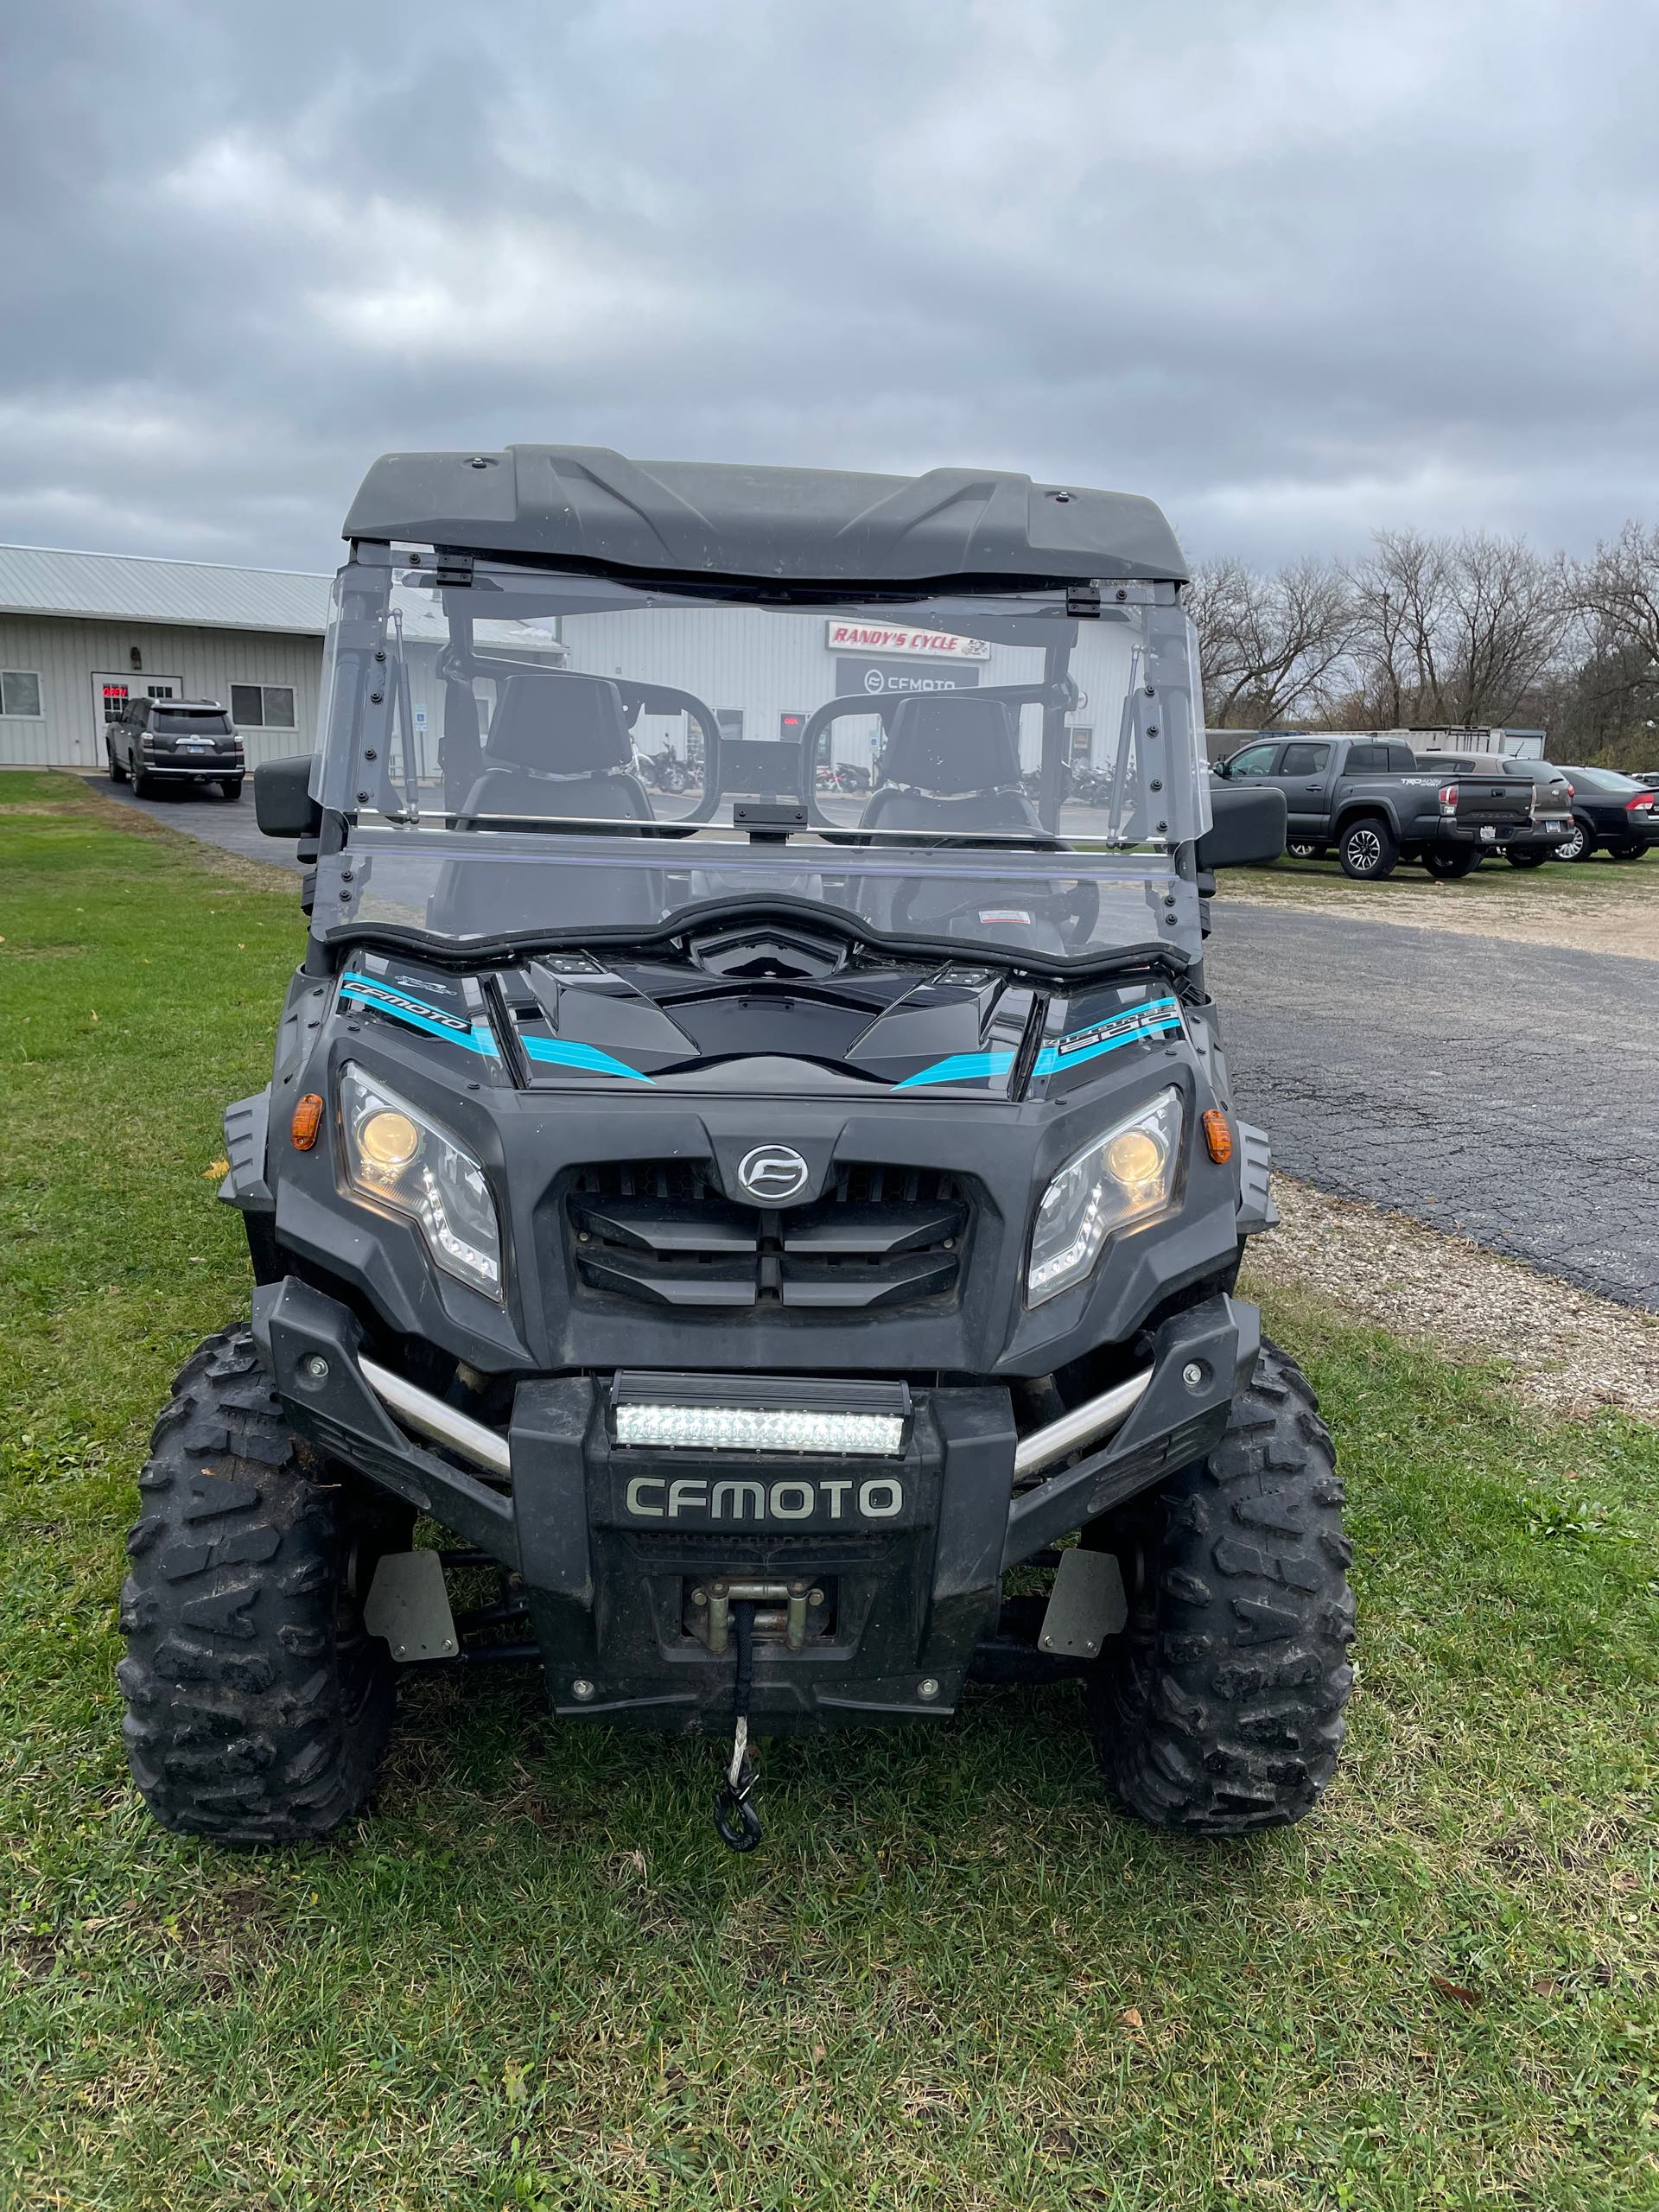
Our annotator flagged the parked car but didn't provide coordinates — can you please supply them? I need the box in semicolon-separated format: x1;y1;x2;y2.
105;697;245;799
1405;753;1576;869
1211;733;1544;879
1551;766;1659;861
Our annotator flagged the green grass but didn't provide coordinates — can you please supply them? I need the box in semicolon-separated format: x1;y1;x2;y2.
1221;843;1656;904
3;771;1658;2211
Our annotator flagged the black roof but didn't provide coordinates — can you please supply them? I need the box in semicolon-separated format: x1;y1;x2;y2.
342;446;1188;588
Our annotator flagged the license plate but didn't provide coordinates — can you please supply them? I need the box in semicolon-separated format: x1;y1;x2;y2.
179;741;212;753
1479;825;1497;841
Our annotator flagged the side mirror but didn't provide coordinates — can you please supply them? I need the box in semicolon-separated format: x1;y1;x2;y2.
1211;756;1230;779
254;753;322;839
1195;783;1286;869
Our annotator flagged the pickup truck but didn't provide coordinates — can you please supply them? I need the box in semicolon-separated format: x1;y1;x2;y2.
1211;732;1548;880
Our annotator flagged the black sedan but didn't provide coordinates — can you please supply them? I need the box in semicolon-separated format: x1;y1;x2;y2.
1554;766;1658;861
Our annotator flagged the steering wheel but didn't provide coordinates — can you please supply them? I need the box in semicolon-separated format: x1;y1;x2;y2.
889;873;1100;948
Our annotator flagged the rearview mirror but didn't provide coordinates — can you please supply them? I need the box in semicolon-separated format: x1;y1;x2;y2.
254;753;322;839
1194;783;1286;869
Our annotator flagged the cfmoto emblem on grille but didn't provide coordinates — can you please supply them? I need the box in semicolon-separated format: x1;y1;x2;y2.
736;1145;810;1203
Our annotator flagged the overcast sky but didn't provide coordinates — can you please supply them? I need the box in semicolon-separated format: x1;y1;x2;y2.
3;0;1655;577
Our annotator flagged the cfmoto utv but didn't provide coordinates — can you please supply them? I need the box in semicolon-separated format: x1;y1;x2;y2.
119;448;1351;1849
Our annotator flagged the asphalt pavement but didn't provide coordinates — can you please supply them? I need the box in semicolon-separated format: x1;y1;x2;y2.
96;772;302;868
86;776;1659;1308
1207;901;1659;1310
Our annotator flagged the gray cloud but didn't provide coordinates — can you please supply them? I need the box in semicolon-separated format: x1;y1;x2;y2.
3;0;1656;573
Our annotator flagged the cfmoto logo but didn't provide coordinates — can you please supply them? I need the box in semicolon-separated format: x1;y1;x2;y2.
736;1144;810;1203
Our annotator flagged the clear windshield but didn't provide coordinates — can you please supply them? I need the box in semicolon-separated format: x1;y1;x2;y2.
315;830;1198;968
311;556;1210;964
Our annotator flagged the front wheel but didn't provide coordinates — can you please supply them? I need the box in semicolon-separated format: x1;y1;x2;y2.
107;742;128;783
1338;818;1397;880
1084;1339;1354;1833
1285;841;1325;861
1423;847;1480;879
118;1325;402;1842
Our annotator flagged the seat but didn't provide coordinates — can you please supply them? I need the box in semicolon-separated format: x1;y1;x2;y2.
855;695;1046;932
857;695;1042;839
456;672;654;829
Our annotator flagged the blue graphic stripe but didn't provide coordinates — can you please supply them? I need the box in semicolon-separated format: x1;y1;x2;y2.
896;996;1182;1090
892;1049;1014;1091
1033;1014;1182;1077
520;1034;655;1083
339;973;499;1058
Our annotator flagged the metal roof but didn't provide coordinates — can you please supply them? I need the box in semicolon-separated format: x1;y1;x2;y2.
343;448;1191;587
0;542;560;656
0;543;331;635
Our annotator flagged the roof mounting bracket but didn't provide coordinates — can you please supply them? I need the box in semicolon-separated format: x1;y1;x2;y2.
1066;582;1102;618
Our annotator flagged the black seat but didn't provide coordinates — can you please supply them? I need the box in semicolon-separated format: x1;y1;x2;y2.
457;672;654;828
857;695;1042;838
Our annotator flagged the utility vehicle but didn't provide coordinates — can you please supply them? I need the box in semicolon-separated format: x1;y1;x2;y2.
119;448;1351;1849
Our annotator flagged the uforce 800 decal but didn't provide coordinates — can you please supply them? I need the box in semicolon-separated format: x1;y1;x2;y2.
622;1473;905;1526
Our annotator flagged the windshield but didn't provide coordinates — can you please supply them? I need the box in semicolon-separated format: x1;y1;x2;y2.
310;554;1210;967
1567;766;1642;793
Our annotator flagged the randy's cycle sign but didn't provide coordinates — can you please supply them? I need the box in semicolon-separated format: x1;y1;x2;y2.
823;620;990;662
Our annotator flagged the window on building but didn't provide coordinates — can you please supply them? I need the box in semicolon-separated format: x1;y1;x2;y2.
231;683;296;729
716;708;745;743
1;671;42;717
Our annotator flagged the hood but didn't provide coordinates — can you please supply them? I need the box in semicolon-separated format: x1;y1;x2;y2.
334;935;1185;1103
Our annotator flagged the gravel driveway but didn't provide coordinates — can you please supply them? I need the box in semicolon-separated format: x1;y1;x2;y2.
1209;903;1659;1310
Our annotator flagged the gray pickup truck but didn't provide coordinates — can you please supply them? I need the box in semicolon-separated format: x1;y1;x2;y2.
1211;732;1552;880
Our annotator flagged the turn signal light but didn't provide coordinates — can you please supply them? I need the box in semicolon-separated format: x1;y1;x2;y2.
290;1092;324;1150
1201;1108;1234;1164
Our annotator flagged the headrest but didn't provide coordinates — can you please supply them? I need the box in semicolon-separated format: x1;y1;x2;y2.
485;672;632;776
880;694;1021;794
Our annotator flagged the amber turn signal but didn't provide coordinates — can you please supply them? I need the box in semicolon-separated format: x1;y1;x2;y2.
290;1092;324;1150
1201;1107;1234;1164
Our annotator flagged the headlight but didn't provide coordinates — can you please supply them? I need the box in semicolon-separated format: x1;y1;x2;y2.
1027;1088;1183;1306
338;1063;504;1300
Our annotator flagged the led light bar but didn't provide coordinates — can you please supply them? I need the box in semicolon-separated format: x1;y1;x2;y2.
612;1372;910;1458
614;1404;903;1455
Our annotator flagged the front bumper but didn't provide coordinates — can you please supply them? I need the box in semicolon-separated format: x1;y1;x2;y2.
253;1275;1258;1732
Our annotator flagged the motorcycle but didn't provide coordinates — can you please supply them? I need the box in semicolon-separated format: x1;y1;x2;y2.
635;744;690;795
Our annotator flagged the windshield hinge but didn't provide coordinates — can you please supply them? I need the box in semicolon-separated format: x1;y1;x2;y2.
404;550;475;588
1065;582;1102;618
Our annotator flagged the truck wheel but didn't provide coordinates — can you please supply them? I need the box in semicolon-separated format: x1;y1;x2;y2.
219;777;245;801
1554;821;1593;861
107;742;128;783
1084;1339;1354;1834
1338;818;1396;880
1506;849;1548;869
1285;842;1324;861
118;1324;402;1843
1422;848;1480;879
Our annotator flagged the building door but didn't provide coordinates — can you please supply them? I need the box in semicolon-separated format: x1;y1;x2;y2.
91;673;181;766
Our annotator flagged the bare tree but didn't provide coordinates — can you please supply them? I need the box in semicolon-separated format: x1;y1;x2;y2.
1186;555;1355;728
1571;520;1659;667
1343;530;1567;728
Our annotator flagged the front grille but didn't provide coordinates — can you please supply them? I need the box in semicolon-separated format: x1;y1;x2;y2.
568;1160;969;1311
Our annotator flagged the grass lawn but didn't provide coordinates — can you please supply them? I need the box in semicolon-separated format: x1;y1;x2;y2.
3;771;1657;2211
1219;844;1656;904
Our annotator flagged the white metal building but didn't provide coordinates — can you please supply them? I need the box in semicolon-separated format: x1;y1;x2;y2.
0;545;334;772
